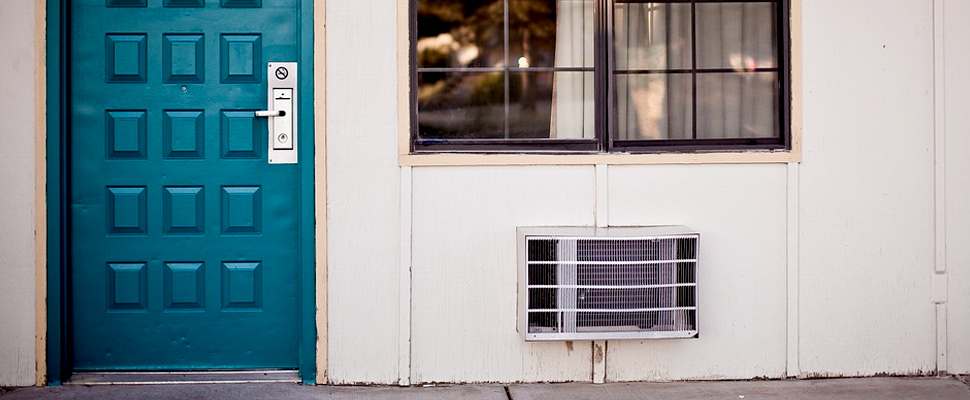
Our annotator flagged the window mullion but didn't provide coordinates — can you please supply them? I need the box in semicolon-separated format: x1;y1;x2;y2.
597;0;611;152
504;0;511;140
690;0;698;140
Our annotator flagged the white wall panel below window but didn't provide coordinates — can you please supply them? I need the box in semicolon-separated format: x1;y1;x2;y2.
410;166;596;384
606;164;788;381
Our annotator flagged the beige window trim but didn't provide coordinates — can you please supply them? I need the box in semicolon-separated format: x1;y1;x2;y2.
396;0;802;167
399;150;799;167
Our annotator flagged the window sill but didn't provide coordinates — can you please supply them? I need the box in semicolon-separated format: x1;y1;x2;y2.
399;149;801;166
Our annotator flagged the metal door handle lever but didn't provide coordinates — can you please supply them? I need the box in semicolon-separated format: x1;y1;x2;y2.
255;110;286;117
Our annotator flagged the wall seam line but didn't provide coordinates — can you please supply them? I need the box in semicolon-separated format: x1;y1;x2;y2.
399;166;413;386
786;162;800;378
932;0;948;375
593;164;608;383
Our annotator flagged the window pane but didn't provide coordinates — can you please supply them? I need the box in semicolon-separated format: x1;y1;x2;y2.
614;73;692;140
417;0;505;69
510;0;594;69
695;72;778;139
614;2;692;71
695;2;777;70
413;0;787;150
509;71;594;139
417;71;505;139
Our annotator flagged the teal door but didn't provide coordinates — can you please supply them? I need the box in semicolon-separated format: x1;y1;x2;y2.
70;0;305;370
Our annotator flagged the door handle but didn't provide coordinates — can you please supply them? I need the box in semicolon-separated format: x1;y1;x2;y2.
255;110;286;117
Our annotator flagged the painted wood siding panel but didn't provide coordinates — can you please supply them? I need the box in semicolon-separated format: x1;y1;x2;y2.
410;166;595;383
944;0;970;375
0;0;37;387
798;0;936;376
326;0;402;384
605;164;788;381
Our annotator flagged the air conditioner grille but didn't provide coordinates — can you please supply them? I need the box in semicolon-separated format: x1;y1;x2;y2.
520;229;699;340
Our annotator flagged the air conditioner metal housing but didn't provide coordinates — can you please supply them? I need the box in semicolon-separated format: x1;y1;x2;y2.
517;226;699;341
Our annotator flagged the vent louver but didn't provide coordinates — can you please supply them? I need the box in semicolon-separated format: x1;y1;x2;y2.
517;226;699;341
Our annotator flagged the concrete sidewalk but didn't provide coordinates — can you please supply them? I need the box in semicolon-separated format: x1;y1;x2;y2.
3;377;970;399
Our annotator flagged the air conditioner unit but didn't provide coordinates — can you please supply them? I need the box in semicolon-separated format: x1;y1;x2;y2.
517;226;699;341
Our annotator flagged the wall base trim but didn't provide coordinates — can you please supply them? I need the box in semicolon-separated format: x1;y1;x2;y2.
66;370;300;385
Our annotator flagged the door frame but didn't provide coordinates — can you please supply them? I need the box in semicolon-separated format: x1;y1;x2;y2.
45;0;317;384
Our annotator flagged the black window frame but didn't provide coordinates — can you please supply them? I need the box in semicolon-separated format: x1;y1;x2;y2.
409;0;791;154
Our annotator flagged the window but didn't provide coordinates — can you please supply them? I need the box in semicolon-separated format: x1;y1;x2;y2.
411;0;790;153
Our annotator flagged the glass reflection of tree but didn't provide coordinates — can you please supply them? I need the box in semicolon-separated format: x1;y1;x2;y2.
418;1;558;135
510;2;556;112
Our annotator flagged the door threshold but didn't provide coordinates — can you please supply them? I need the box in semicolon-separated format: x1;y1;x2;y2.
66;370;300;385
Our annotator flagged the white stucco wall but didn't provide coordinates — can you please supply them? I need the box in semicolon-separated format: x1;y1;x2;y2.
797;0;936;377
0;0;38;388
325;0;944;383
0;0;954;385
325;0;402;385
944;0;970;375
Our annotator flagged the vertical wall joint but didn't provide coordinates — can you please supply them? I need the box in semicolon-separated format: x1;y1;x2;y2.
786;162;800;378
932;0;947;375
399;166;413;386
593;164;608;382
